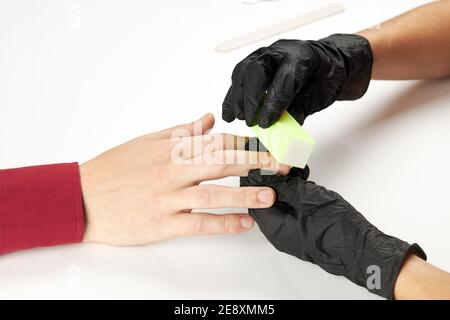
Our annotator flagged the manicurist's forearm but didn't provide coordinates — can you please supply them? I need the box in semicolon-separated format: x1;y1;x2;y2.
394;254;450;299
358;0;450;80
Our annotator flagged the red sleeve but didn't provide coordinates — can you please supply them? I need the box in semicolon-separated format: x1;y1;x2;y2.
0;163;85;255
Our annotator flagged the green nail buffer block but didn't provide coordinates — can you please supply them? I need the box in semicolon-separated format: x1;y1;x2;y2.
251;112;316;168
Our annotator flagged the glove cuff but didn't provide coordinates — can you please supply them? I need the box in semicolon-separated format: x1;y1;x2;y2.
320;33;373;101
350;228;427;300
384;242;426;300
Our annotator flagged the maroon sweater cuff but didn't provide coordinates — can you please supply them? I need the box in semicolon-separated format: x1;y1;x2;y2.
0;163;85;254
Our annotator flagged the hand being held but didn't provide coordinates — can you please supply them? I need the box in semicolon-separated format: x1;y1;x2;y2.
79;113;289;246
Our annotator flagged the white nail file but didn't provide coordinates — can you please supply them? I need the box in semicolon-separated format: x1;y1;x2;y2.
215;3;345;53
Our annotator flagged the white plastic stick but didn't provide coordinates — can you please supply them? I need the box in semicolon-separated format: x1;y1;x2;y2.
215;3;345;53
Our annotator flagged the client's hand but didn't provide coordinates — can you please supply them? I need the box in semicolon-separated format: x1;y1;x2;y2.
80;113;288;245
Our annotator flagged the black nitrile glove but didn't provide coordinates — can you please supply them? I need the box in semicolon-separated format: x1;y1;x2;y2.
241;169;426;299
223;34;373;128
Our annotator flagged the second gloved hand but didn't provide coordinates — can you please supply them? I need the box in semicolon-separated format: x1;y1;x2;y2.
223;34;373;127
241;169;426;299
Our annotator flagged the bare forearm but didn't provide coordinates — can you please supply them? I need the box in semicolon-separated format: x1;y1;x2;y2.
394;254;450;299
358;0;450;80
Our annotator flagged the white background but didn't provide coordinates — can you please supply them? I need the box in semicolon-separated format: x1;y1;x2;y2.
0;0;448;299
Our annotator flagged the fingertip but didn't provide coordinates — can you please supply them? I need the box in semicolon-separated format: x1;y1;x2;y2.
197;112;212;123
240;216;254;229
259;101;286;128
201;113;215;133
222;103;235;123
203;112;214;121
258;114;278;129
222;115;235;123
278;164;291;176
245;117;257;127
257;188;276;206
258;117;271;129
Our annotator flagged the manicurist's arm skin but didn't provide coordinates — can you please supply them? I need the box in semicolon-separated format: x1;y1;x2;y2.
394;254;450;299
360;3;450;297
358;0;450;80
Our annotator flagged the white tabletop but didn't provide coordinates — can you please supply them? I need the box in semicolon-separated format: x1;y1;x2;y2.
0;0;447;299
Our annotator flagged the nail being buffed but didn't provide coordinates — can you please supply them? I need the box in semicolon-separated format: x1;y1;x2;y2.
251;112;316;168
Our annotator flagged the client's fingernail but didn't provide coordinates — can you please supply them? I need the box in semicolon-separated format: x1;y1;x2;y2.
240;216;254;229
278;164;291;175
257;189;274;205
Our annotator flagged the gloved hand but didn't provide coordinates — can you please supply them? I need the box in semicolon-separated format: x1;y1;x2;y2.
223;34;373;128
241;169;426;299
